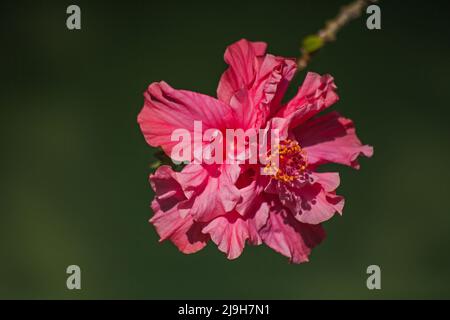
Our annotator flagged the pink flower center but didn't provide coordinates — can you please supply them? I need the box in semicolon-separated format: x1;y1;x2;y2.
264;139;308;183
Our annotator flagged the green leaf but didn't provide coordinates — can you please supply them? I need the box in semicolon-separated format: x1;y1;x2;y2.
149;148;186;171
149;160;162;169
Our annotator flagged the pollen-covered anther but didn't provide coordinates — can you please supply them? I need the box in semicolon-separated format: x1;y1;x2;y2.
265;139;308;183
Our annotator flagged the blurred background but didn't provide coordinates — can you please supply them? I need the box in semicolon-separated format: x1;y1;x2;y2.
1;0;450;299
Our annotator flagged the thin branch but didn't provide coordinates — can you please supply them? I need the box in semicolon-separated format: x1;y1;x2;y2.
297;0;379;71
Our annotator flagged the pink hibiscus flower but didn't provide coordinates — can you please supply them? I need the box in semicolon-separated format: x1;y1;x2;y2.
137;39;373;263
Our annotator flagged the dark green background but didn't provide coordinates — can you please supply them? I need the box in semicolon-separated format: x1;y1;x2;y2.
1;0;450;299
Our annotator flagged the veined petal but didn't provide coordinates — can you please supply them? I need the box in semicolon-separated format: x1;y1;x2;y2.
277;72;339;128
202;201;269;260
138;81;236;158
218;39;297;129
202;212;249;260
177;163;241;222
251;54;297;119
259;203;326;263
149;165;185;209
295;111;373;169
312;172;341;192
275;180;344;225
217;39;267;104
150;200;208;254
149;166;209;254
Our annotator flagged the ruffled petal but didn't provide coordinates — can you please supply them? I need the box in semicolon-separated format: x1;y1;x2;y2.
217;39;267;104
295;111;373;169
252;54;297;117
217;39;297;129
259;203;326;263
176;163;241;222
265;177;344;225
150;201;208;254
281;183;344;225
313;172;341;192
277;72;339;128
235;179;269;245
149;166;209;254
202;201;269;260
202;212;249;260
228;57;297;129
149;165;185;209
138;81;236;158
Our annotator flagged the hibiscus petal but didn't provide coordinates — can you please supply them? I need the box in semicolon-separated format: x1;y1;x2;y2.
312;172;340;192
202;201;269;260
246;200;270;245
176;164;241;222
234;179;270;244
292;186;344;225
217;39;267;104
149;165;185;210
277;182;344;225
217;39;297;129
151;201;209;254
201;170;269;260
252;54;297;117
295;111;374;169
277;72;339;128
176;163;210;199
260;204;326;263
202;212;249;260
235;181;260;216
219;163;242;211
149;166;209;254
138;81;236;158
